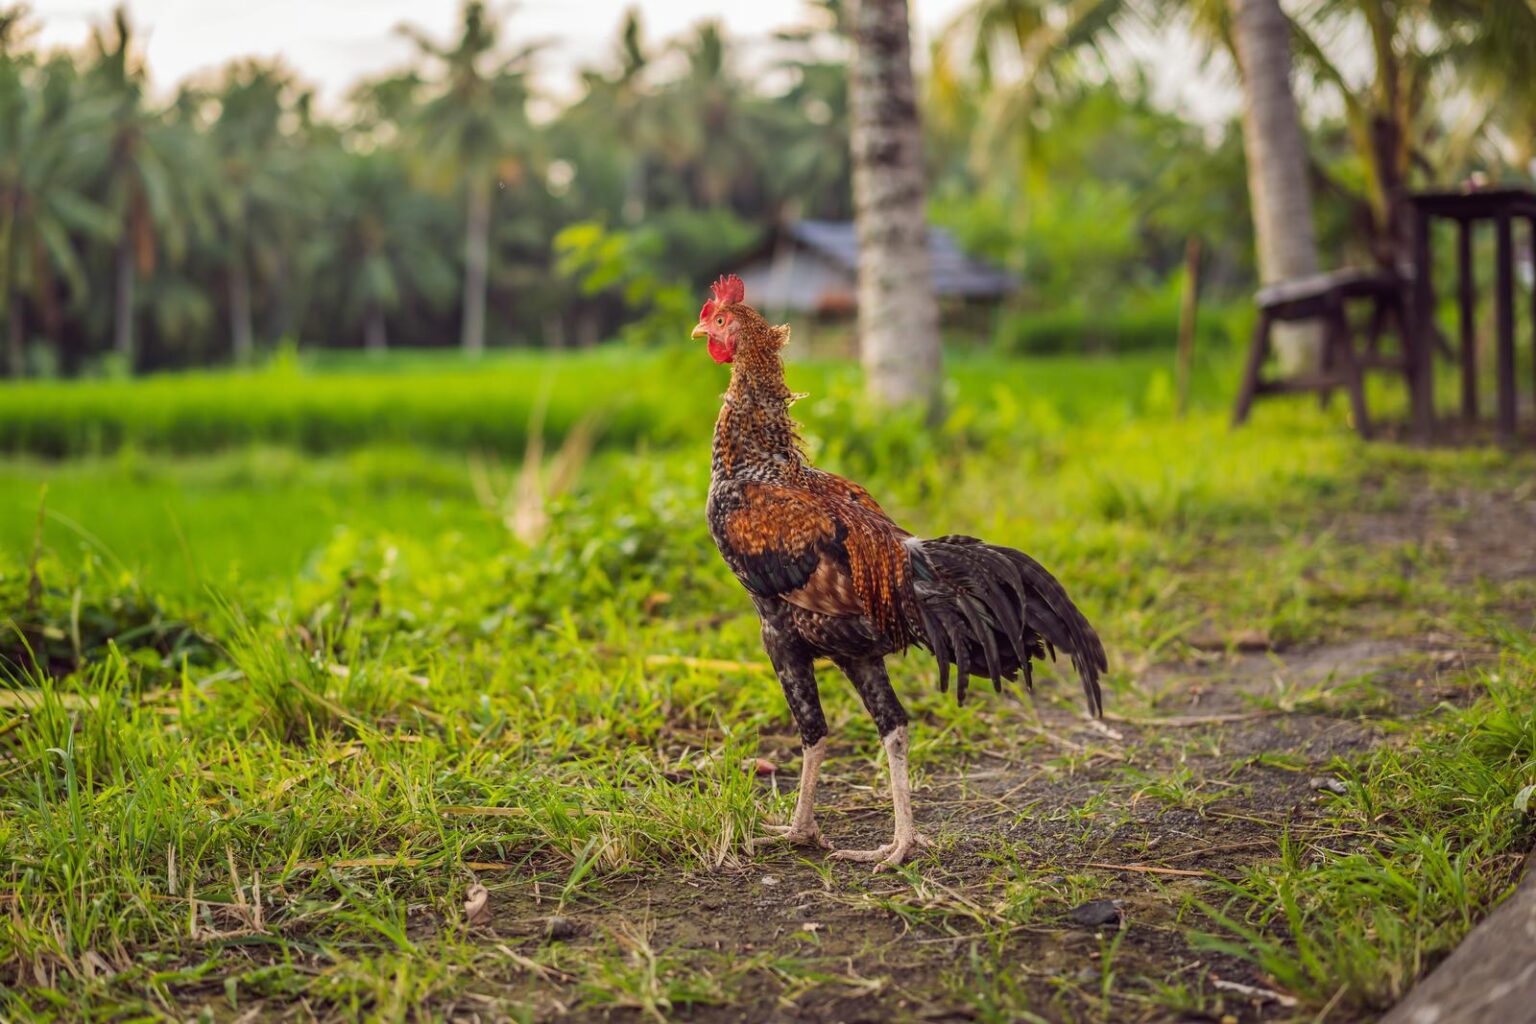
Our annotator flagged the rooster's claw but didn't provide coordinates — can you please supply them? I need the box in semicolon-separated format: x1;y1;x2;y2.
751;822;830;851
829;831;932;871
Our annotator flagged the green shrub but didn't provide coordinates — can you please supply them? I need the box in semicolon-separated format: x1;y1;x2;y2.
994;299;1240;356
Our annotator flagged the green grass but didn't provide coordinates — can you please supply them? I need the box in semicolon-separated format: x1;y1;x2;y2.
0;346;1532;1020
1194;647;1536;1011
0;344;1233;459
0;446;501;594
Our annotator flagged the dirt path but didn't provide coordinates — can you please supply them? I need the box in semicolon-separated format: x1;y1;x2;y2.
481;640;1471;1023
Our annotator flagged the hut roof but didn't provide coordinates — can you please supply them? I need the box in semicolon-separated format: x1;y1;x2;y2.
781;220;1014;298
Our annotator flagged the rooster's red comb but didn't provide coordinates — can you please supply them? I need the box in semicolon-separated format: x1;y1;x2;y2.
711;274;745;305
700;274;745;321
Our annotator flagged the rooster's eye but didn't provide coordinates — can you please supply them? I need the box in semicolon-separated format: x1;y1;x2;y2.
715;316;724;326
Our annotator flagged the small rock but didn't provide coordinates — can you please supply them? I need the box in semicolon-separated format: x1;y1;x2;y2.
1068;899;1122;928
545;916;580;942
1186;628;1273;652
761;875;780;886
462;884;491;926
1232;629;1272;651
1184;628;1223;650
1310;776;1349;795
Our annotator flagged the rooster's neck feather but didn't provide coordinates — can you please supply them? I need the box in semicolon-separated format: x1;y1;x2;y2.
713;318;803;480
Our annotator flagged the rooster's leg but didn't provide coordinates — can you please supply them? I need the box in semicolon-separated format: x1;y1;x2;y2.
752;620;830;851
828;657;931;871
827;725;931;869
753;736;830;850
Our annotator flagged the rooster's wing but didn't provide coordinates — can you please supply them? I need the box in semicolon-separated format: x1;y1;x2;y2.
719;481;913;639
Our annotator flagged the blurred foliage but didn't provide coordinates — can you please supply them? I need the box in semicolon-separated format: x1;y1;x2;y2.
0;554;216;684
0;0;1530;376
993;289;1241;356
932;79;1256;305
554;211;757;346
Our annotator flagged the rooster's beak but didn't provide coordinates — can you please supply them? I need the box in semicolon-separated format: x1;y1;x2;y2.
690;323;708;339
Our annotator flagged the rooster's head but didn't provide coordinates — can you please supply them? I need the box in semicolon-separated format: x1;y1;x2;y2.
692;274;747;364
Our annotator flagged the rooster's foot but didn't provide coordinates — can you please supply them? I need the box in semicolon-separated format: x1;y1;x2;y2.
751;822;830;851
828;831;932;871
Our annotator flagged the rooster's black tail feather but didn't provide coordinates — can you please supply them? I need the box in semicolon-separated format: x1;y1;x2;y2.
906;535;1106;716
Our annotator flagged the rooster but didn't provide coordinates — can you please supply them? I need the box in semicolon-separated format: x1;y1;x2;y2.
694;275;1106;870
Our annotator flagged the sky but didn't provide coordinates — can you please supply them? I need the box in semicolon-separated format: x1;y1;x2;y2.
27;0;1238;121
28;1;962;100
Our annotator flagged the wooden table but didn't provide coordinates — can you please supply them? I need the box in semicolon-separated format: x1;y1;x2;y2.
1407;187;1536;437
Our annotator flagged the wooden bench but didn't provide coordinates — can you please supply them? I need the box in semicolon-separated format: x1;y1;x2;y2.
1232;268;1408;438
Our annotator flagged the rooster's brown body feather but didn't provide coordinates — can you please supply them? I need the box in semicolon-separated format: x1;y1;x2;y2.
705;304;1105;732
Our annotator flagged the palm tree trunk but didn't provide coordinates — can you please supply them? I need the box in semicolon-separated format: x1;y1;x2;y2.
1230;0;1322;374
848;0;942;414
364;302;388;354
622;162;646;225
270;251;292;344
6;299;22;378
0;206;17;378
461;176;491;355
541;313;567;349
113;238;135;370
229;249;254;363
576;309;598;348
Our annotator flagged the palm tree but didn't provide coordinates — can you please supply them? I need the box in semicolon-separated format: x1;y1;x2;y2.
1447;0;1536;170
847;0;941;412
0;49;115;376
570;10;657;223
88;7;203;372
322;148;456;352
937;0;1130;181
1228;0;1321;372
1284;0;1536;271
664;23;764;210
769;1;854;221
399;1;540;355
347;68;425;141
203;61;306;362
